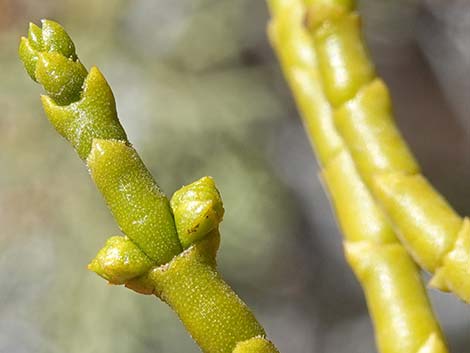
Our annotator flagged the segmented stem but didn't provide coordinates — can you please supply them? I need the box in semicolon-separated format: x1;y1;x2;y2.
305;0;470;303
268;1;449;352
19;20;279;353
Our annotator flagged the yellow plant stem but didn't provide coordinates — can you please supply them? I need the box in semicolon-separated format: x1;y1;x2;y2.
303;0;470;302
268;1;449;352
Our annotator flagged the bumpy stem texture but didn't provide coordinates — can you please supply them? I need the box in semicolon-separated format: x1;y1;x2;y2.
19;20;279;353
268;1;449;353
304;0;470;302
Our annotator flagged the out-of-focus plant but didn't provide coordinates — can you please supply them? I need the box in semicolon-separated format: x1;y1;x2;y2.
18;19;279;353
268;0;459;352
307;0;469;303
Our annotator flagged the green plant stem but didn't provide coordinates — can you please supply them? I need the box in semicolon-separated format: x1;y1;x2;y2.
268;1;449;352
19;20;279;353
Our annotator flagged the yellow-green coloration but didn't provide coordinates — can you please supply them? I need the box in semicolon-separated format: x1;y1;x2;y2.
42;68;128;159
416;334;448;353
19;21;77;81
430;219;470;302
266;0;342;165
19;20;85;105
148;237;266;353
268;0;449;352
123;231;221;296
233;337;280;353
88;236;154;285
346;242;445;353
334;80;419;187
304;0;354;10
19;20;279;353
322;150;396;245
35;52;87;106
309;8;375;107
87;139;182;264
19;21;127;159
373;174;462;272
302;0;470;301
91;231;268;353
171;176;225;249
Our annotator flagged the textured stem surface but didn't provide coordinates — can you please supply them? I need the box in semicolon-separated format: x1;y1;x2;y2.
19;20;279;353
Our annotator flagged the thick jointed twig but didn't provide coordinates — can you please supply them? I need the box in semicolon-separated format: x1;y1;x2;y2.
19;20;279;353
304;0;470;303
268;1;449;352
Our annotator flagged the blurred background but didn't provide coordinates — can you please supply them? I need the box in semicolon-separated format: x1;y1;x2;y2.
0;0;469;352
